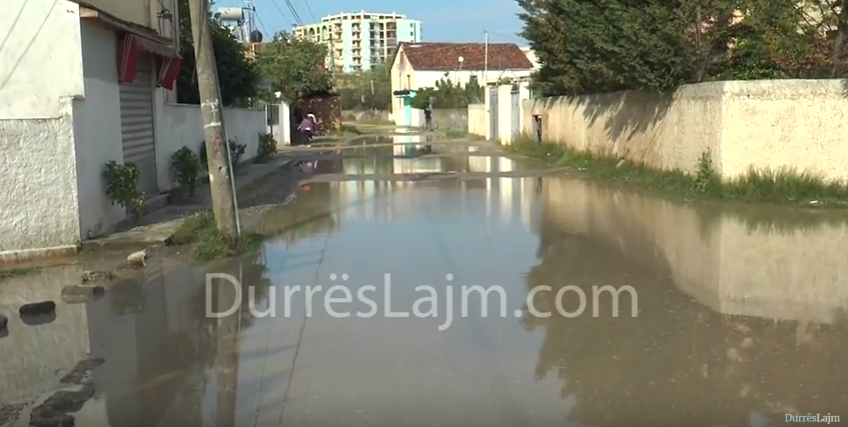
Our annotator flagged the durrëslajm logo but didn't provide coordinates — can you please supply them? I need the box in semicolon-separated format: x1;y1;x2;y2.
786;414;840;423
205;272;639;330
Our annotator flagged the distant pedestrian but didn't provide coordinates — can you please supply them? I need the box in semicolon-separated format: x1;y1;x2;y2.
424;106;433;131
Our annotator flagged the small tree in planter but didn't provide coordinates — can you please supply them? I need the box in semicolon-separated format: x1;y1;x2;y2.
103;160;145;220
170;146;201;198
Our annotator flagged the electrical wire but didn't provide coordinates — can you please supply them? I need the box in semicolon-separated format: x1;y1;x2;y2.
269;0;295;29
299;0;315;22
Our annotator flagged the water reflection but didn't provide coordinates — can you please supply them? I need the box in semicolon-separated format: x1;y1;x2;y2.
524;176;848;424
3;173;848;425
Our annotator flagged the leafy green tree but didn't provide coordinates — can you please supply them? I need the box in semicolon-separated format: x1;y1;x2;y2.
517;0;694;95
410;77;484;109
255;31;333;101
338;66;392;110
518;0;834;94
176;0;258;106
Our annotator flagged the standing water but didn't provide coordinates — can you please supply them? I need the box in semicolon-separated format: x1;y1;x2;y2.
2;163;847;426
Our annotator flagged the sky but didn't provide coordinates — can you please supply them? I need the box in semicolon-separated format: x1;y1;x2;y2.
240;0;527;44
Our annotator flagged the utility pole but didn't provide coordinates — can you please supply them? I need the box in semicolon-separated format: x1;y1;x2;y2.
329;31;336;78
189;0;238;236
483;30;489;86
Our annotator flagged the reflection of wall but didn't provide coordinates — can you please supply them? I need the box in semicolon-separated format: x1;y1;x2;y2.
542;176;848;323
86;259;208;426
0;265;90;403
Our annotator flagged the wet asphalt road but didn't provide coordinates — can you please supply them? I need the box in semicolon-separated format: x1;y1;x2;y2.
2;136;848;426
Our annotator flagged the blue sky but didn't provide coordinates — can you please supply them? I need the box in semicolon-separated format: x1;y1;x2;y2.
240;0;527;44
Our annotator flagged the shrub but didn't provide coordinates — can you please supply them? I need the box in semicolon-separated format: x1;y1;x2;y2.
103;160;144;218
170;146;201;196
257;132;277;162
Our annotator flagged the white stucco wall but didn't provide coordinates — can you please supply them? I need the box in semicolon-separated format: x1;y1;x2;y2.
74;20;125;239
523;79;848;182
0;0;87;254
0;101;81;254
155;104;268;190
0;0;84;118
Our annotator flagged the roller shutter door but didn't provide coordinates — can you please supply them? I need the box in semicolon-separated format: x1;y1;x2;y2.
119;54;158;195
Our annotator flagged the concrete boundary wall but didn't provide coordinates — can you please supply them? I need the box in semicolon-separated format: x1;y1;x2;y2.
156;104;267;191
521;79;848;182
468;104;486;137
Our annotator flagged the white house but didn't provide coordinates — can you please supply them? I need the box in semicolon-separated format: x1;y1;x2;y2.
390;42;534;127
0;0;267;262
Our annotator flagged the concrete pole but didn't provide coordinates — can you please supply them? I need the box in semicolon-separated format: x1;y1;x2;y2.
188;0;238;236
484;30;489;85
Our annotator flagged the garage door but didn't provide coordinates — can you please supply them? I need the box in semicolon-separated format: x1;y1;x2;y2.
119;54;158;195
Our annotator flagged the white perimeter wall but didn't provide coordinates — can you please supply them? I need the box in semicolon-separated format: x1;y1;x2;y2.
156;104;267;190
0;0;84;253
74;20;125;239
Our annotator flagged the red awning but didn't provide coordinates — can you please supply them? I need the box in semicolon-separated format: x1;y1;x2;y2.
117;33;182;90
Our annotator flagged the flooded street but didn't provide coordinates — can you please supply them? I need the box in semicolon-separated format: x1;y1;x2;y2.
2;138;848;426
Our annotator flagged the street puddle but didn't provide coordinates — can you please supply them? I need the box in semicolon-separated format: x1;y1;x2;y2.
2;175;848;425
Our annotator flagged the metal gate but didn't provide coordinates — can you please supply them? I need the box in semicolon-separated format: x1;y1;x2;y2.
119;54;158;195
510;87;520;138
489;87;499;141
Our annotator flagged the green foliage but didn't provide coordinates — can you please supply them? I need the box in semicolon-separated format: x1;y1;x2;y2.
170;211;215;245
170;146;201;196
338;66;392;110
693;151;721;194
199;139;246;170
508;134;848;206
410;76;484;109
517;0;835;94
191;229;262;261
103;161;145;217
176;0;258;106
257;132;277;161
256;31;334;101
518;0;693;95
168;210;261;260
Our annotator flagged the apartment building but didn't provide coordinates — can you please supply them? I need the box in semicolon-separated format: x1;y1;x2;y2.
294;11;422;73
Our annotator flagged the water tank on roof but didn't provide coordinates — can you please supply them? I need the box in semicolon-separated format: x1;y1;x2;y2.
249;30;263;43
218;7;243;21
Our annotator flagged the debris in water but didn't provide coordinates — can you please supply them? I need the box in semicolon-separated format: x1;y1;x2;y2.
126;248;148;267
0;313;7;330
19;301;56;317
81;270;114;283
60;285;105;304
19;301;57;326
59;356;106;384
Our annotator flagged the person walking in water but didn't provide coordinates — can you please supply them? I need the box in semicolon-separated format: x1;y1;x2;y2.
424;105;433;132
297;113;317;147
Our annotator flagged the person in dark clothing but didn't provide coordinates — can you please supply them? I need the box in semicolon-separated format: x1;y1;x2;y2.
424;106;433;131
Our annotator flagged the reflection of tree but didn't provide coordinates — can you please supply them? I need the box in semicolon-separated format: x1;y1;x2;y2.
523;205;848;426
253;183;338;245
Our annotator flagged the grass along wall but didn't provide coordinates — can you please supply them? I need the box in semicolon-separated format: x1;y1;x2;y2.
521;79;848;184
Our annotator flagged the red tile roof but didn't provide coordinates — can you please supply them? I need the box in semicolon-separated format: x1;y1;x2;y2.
399;42;533;71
